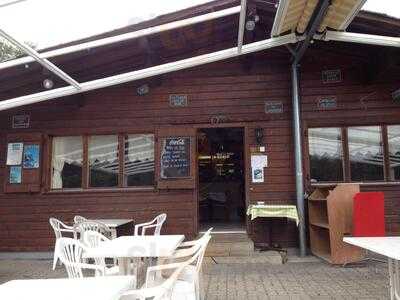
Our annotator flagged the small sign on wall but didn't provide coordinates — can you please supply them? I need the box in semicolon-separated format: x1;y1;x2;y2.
265;101;283;114
322;69;342;84
161;137;190;178
12;115;30;129
169;94;188;107
318;96;337;109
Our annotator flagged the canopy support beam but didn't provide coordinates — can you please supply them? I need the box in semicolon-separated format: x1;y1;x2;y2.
0;33;298;111
237;0;247;53
316;30;400;48
0;6;241;71
0;29;81;90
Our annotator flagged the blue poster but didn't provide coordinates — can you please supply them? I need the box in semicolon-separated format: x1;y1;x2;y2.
10;166;22;184
23;144;40;169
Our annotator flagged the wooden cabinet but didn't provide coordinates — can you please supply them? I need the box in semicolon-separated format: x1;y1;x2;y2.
308;183;365;264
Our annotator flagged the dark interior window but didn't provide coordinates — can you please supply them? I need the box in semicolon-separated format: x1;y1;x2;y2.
388;125;400;181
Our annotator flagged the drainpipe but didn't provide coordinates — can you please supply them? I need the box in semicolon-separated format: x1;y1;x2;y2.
290;0;332;257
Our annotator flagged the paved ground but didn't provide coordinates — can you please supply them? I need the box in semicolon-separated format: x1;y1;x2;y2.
0;255;389;299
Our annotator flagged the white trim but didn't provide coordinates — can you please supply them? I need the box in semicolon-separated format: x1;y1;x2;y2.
0;29;81;90
237;0;247;53
0;6;241;71
271;0;291;37
338;0;368;30
0;0;26;8
0;34;298;111
317;30;400;48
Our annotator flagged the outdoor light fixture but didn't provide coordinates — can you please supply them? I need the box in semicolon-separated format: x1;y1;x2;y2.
42;78;54;89
255;127;264;145
246;15;259;31
137;84;149;95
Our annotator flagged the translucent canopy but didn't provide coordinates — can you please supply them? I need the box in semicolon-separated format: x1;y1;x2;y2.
0;0;214;49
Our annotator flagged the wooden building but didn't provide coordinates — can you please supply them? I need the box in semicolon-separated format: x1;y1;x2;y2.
0;0;399;253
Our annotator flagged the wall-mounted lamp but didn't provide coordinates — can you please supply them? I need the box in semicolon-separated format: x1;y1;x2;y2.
245;15;259;31
255;127;263;145
137;84;149;96
43;78;54;89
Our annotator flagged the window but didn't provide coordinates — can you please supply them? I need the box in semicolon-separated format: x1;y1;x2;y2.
89;135;119;188
124;134;155;186
388;125;400;181
348;126;384;181
51;133;155;190
52;136;83;189
308;128;344;182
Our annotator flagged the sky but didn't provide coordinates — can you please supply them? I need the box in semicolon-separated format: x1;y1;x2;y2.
0;0;399;49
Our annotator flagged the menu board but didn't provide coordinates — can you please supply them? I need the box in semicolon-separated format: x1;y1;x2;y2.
161;137;190;179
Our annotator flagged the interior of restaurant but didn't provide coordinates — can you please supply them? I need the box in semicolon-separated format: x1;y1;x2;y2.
197;127;246;232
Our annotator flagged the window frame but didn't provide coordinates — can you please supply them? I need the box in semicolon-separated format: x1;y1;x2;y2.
307;123;400;185
49;132;156;191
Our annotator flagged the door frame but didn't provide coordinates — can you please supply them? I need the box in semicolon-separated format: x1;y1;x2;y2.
194;123;249;235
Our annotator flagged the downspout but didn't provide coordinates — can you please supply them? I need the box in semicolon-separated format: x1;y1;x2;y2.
290;0;331;257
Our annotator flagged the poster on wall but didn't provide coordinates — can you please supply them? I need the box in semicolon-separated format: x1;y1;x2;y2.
9;166;22;184
251;155;268;183
12;114;30;129
6;142;23;165
23;144;40;169
161;137;190;178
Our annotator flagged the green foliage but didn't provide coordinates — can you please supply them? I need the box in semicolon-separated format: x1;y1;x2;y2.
0;38;36;62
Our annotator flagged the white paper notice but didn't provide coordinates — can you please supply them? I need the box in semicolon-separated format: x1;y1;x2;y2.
6;143;23;165
251;155;268;183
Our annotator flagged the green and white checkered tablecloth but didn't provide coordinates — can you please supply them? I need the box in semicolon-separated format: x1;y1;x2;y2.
246;204;299;226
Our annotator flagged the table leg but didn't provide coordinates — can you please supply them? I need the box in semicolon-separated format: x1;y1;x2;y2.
111;229;117;265
389;258;395;300
258;219;287;262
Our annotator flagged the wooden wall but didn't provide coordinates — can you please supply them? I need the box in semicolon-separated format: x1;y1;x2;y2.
0;40;399;252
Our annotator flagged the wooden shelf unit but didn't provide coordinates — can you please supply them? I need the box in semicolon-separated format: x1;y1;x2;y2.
308;183;365;264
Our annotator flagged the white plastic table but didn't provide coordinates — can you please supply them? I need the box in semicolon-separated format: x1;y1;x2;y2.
94;219;134;239
83;235;185;276
0;275;135;300
344;236;400;300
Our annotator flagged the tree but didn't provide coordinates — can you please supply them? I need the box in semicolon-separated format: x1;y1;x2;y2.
0;38;36;62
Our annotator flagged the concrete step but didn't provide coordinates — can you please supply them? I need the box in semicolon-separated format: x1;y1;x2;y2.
205;232;254;257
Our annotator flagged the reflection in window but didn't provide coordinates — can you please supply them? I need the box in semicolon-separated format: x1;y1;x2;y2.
388;125;400;180
52;136;83;189
308;128;344;182
89;135;119;187
124;135;155;186
348;126;384;181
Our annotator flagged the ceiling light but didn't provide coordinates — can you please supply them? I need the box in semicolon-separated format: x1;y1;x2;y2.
43;78;54;89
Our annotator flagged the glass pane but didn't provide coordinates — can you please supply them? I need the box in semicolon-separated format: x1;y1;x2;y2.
124;134;155;186
348;126;384;181
89;135;119;187
52;136;83;189
388;125;400;181
308;128;344;182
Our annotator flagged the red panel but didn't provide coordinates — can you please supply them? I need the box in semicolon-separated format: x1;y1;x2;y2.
353;192;385;237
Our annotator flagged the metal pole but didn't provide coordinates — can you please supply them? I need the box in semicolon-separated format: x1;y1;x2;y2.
237;0;247;53
291;61;306;257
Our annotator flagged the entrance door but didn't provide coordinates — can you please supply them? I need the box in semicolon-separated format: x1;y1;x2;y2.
197;127;246;232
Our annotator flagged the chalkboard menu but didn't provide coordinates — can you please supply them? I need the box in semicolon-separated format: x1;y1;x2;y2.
161;137;190;178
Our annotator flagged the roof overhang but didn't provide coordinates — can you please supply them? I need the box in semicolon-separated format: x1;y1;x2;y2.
271;0;367;37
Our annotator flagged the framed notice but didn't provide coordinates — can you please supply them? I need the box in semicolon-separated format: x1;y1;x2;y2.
265;101;283;114
169;94;188;107
6;142;23;165
322;69;342;84
9;166;22;184
23;144;40;169
160;137;190;178
12;114;30;129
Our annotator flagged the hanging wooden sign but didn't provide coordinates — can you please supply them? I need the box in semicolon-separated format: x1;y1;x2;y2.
169;94;188;107
322;69;342;84
160;137;190;178
265;101;283;114
12;114;30;129
318;96;337;109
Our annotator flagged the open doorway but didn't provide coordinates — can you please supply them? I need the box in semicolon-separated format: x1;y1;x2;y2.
197;127;246;232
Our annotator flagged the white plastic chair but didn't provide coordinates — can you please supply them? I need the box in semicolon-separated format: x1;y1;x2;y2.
82;230;120;276
134;213;167;236
54;237;107;278
74;220;112;240
49;217;75;269
73;215;87;224
119;263;185;300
